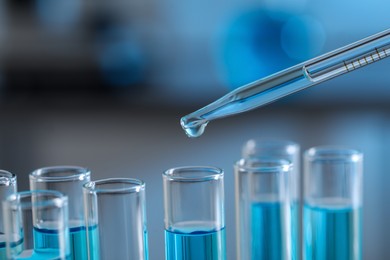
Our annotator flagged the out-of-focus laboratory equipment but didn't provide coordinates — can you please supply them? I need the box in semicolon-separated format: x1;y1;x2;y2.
235;158;292;260
181;28;390;137
83;178;149;260
162;166;226;260
303;146;363;260
29;166;91;260
0;170;17;259
241;139;301;260
3;190;69;259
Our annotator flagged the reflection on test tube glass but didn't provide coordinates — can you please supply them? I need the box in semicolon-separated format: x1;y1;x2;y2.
163;166;226;260
29;166;91;260
3;190;69;259
0;170;17;259
235;158;292;260
83;178;149;260
242;139;300;260
304;146;363;260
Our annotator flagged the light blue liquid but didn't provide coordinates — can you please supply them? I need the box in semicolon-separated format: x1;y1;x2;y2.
291;201;299;260
165;227;226;260
1;227;89;260
37;225;96;260
304;204;362;260
8;227;70;259
251;202;290;260
143;229;149;260
1;234;24;259
69;226;88;260
1;234;6;259
0;244;5;260
84;226;99;260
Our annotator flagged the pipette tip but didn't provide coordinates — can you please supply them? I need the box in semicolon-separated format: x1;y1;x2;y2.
180;116;209;138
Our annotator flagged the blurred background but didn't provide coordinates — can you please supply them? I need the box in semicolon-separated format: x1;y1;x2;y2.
0;0;389;259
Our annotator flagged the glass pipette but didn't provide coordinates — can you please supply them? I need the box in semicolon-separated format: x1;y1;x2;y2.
181;28;390;137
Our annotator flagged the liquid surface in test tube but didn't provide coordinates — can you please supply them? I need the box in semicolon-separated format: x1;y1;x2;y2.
165;226;226;260
304;204;362;260
0;234;6;259
18;227;70;260
251;202;291;260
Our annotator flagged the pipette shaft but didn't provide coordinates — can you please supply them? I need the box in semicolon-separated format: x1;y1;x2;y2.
181;28;390;137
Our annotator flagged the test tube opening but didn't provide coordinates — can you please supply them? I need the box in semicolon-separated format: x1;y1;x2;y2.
163;166;223;182
7;190;68;209
84;178;145;194
30;166;91;182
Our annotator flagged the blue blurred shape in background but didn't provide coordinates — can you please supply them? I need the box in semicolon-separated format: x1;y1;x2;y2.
217;8;326;90
280;15;326;61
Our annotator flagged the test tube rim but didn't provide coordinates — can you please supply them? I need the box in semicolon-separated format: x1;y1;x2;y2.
235;158;292;174
30;165;91;183
0;170;16;186
4;190;68;210
83;178;145;194
242;138;300;158
304;145;363;163
163;166;224;182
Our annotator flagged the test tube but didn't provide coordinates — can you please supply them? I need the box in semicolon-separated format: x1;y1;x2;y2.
241;139;301;260
163;166;226;260
29;166;91;259
3;190;69;259
83;178;149;260
235;158;292;260
303;146;363;260
0;170;17;259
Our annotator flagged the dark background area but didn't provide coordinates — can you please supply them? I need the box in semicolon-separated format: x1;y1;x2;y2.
0;0;390;259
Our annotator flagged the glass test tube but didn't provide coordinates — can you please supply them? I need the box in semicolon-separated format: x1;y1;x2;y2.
163;166;226;260
3;190;69;259
303;146;363;260
241;139;301;260
235;158;292;260
83;178;149;260
29;166;91;260
0;170;17;259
